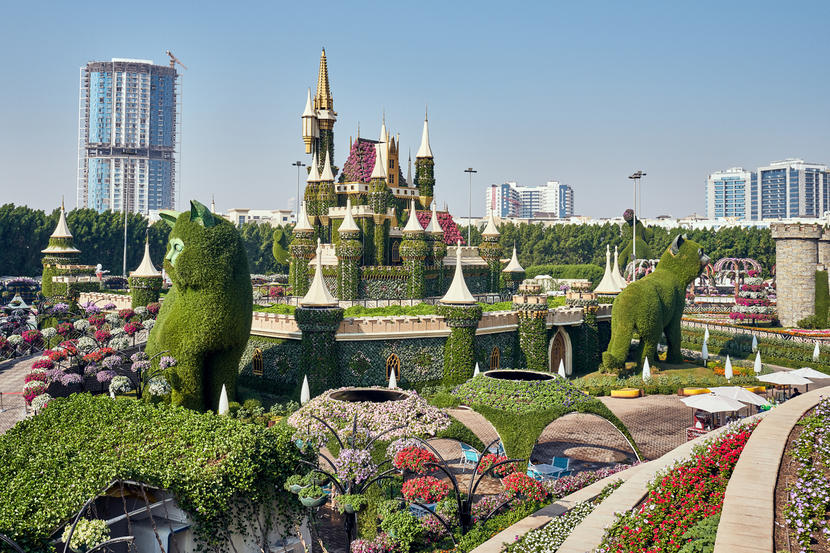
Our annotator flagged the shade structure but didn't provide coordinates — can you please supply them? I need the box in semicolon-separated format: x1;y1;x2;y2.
753;351;762;374
724;355;733;380
790;367;830;380
558;359;566;378
758;372;813;386
708;386;770;407
681;393;746;413
300;375;310;405
642;357;651;380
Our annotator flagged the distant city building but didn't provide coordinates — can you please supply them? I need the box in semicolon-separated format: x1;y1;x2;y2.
225;208;296;227
706;159;830;221
485;180;574;219
76;58;179;215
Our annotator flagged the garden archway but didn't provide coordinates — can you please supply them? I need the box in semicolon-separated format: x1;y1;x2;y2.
547;328;572;375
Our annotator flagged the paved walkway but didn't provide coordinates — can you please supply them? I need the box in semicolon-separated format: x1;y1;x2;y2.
713;386;828;553
0;355;32;434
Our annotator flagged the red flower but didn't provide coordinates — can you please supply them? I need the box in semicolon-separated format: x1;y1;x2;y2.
477;454;518;477
118;308;136;321
501;473;546;502
56;323;73;336
123;321;143;336
88;314;106;328
393;446;438;474
402;476;450;504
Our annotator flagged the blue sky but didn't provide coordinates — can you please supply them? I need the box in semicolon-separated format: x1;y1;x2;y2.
1;0;828;219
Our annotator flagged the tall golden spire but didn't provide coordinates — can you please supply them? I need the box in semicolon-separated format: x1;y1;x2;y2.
314;48;333;111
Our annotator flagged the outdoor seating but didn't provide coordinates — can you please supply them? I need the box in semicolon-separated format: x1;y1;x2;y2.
460;443;480;467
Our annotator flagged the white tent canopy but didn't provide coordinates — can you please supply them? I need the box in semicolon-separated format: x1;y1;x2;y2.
790;367;830;380
708;386;769;407
680;393;746;413
757;372;813;386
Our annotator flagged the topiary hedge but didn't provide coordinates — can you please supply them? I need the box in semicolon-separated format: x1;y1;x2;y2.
438;304;482;386
129;275;162;308
0;394;306;552
524;264;605;285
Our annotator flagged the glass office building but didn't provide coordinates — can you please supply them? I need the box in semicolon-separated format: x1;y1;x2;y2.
77;58;178;214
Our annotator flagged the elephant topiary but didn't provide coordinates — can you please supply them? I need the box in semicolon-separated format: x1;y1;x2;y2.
145;200;253;411
602;234;709;373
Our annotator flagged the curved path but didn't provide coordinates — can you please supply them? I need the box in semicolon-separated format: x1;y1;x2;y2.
713;386;828;553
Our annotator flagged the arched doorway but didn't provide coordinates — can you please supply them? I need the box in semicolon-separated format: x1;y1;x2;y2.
385;353;401;380
548;328;572;375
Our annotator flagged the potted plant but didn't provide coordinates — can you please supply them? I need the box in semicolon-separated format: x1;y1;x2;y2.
60;518;110;553
298;485;328;508
401;475;450;508
284;474;305;494
393;446;439;474
334;493;367;514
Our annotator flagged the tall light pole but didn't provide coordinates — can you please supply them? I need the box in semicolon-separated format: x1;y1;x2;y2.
628;170;646;281
292;161;306;217
464;167;477;245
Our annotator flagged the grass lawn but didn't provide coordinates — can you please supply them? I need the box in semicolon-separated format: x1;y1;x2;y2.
579;360;719;381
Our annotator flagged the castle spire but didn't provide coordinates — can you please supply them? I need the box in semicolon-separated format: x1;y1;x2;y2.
307;152;321;182
370;143;387;180
481;210;500;237
403;198;424;234
295;201;313;232
320;150;335;182
314;48;333;111
503;244;524;273
131;235;161;277
416;109;433;158
407;149;412;186
426;202;443;235
441;240;476;304
379;112;388;143
300;238;338;307
339;196;359;233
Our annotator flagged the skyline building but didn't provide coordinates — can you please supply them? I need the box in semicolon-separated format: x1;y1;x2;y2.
485;180;574;219
76;58;178;215
706;159;830;220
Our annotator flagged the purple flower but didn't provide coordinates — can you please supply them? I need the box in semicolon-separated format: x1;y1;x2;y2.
103;303;116;310
131;360;150;373
96;370;117;383
59;372;83;386
333;448;376;485
83;363;99;377
159;356;177;370
102;355;123;370
130;352;148;363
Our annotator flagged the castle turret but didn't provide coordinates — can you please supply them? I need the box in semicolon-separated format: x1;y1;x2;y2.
400;198;428;298
304;152;321;223
336;197;362;300
129;234;163;307
289;201;316;296
41;199;82;298
479;211;502;293
317;150;336;229
368;143;391;264
301;88;318;154
426;202;447;294
502;244;525;294
313;49;336;172
415;110;435;208
438;241;482;385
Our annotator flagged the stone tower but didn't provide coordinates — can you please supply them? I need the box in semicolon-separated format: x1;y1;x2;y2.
771;223;822;327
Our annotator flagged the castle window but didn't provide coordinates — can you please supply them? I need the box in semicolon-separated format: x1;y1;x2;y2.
252;348;264;377
386;353;401;380
490;347;500;370
391;241;401;264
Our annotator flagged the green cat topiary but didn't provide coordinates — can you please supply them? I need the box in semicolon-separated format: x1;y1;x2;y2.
602;234;709;372
145;200;253;411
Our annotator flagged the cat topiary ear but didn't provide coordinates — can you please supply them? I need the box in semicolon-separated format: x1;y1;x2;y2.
189;200;217;228
159;210;180;228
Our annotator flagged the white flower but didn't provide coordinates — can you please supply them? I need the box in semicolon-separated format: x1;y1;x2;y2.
73;319;90;332
109;336;130;351
143;319;155;331
147;376;171;396
7;335;22;346
134;306;148;317
109;376;133;395
110;327;125;337
31;393;52;412
105;313;120;326
41;327;57;340
77;336;97;353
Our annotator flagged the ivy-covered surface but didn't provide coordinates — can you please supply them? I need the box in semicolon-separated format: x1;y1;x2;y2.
516;301;549;372
474;332;518;372
400;237;428;299
336;234;361;300
295;306;344;396
452;374;640;465
414;157;435;208
238;336;302;395
564;312;604;376
128;275;162;308
145;202;253;411
439;304;483;386
338;338;445;386
0;394;305;552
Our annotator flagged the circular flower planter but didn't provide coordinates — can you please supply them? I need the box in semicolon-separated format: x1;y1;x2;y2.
483;369;554;381
329;388;409;403
300;495;328;508
289;484;306;494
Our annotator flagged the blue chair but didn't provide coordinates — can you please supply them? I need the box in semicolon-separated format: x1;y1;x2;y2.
551;457;570;471
526;464;544;482
460;443;480;467
556;470;572;479
487;441;506;456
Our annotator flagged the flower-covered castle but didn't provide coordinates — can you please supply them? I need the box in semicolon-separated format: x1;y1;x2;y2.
291;49;521;300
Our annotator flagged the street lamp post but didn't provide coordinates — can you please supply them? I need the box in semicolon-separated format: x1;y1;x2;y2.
292;161;306;217
628;170;647;281
464;167;477;245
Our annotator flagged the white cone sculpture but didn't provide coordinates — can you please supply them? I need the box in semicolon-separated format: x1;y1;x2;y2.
388;369;398;389
814;342;821;362
473;362;480;377
218;384;229;415
558;359;566;378
642;357;651;380
701;341;709;365
754;351;762;374
300;375;310;405
725;355;733;380
751;335;758;353
704;327;710;342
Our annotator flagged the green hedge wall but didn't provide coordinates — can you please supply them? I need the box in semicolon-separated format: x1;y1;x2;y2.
238;336;303;396
439;304;482;386
525;264;605;285
474;332;518;371
338;338;445;386
129;275;162;308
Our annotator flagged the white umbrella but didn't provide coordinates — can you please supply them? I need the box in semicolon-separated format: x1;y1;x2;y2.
681;393;746;413
704;327;710;342
473;362;480;377
388;369;398;389
701;342;709;364
758;372;813;386
709;386;769;407
218;384;229;415
751;335;758;353
300;375;310;405
724;355;733;380
814;342;821;362
791;367;830;380
642;357;651;380
558;359;566;378
754;351;762;374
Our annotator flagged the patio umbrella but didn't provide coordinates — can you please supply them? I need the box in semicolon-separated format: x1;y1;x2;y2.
642;357;651;380
814;342;821;362
790;367;830;380
681;393;746;413
708;386;769;407
724;355;733;380
758;372;813;386
754;351;762;374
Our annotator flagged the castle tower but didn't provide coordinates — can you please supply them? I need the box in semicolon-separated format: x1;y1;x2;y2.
301;88;318;154
129;234;163;307
368;143;391;264
336;197;362;300
502;245;526;294
414;110;435;208
771;223;822;327
400;198;428;298
289;201;316;296
301;49;337;171
439;241;482;385
41;199;81;298
426;202;447;293
479;211;502;293
317;150;336;230
304;152;321;223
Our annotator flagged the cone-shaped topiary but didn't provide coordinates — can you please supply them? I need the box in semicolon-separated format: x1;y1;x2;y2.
602;235;709;373
145;200;253;411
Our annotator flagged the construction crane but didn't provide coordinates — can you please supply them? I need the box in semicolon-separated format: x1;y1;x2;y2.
166;50;187;70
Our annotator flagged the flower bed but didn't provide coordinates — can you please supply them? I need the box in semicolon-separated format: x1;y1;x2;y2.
595;420;758;553
288;387;451;446
781;396;830;552
402;475;450;504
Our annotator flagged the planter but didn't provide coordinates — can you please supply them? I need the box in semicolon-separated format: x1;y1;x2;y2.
610;388;642;398
300;495;328;508
343;503;361;514
289;484;306;494
681;387;711;396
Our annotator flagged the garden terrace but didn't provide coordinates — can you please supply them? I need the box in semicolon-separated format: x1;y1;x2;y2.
0;393;306;551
